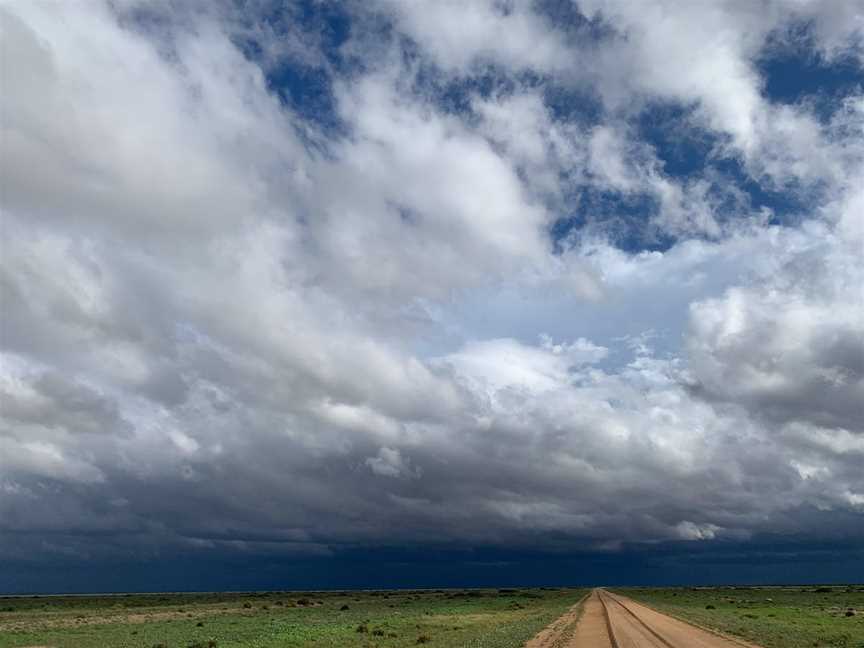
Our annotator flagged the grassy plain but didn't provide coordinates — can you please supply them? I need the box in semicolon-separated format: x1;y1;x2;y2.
0;587;587;648
618;585;864;648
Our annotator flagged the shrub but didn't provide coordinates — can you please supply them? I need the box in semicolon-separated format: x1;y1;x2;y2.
356;623;369;633
340;604;350;610
416;635;431;644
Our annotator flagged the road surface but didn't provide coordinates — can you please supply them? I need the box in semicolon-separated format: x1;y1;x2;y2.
526;589;762;648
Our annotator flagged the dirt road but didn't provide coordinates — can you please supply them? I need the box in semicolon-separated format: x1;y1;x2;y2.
525;589;762;647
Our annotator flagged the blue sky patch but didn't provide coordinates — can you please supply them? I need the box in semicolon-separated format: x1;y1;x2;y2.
758;24;864;119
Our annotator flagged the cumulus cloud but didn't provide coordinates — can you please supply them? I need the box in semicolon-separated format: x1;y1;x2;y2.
379;0;571;74
0;0;862;585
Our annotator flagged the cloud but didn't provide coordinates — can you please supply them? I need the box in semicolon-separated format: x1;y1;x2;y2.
366;446;420;479
676;521;723;541
0;369;132;437
0;0;862;588
379;0;571;74
441;336;608;394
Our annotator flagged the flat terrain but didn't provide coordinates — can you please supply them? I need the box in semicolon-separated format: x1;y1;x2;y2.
527;589;761;647
617;586;864;648
0;587;587;648
4;585;862;647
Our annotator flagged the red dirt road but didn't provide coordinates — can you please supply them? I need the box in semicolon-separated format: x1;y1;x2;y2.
526;589;762;647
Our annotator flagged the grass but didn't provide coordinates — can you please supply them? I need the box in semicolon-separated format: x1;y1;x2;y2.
0;587;587;648
616;585;864;648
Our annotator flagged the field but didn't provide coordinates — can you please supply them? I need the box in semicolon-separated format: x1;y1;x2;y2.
0;587;587;648
617;585;864;648
7;585;864;648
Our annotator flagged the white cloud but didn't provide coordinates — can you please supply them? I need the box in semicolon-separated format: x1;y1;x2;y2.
366;446;420;479
687;214;864;431
676;521;723;541
441;336;607;395
379;0;570;74
0;0;862;574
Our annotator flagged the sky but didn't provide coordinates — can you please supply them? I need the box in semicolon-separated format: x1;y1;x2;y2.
0;0;863;594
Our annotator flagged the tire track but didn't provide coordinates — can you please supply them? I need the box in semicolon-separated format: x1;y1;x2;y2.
598;589;620;648
525;589;764;647
599;590;675;647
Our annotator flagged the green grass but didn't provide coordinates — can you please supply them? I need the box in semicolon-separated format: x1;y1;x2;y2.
0;588;587;648
615;585;864;648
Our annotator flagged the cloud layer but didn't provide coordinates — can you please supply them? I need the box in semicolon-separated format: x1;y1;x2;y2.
1;0;862;589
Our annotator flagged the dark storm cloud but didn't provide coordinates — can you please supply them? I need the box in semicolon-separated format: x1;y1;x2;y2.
0;0;862;592
0;372;133;437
